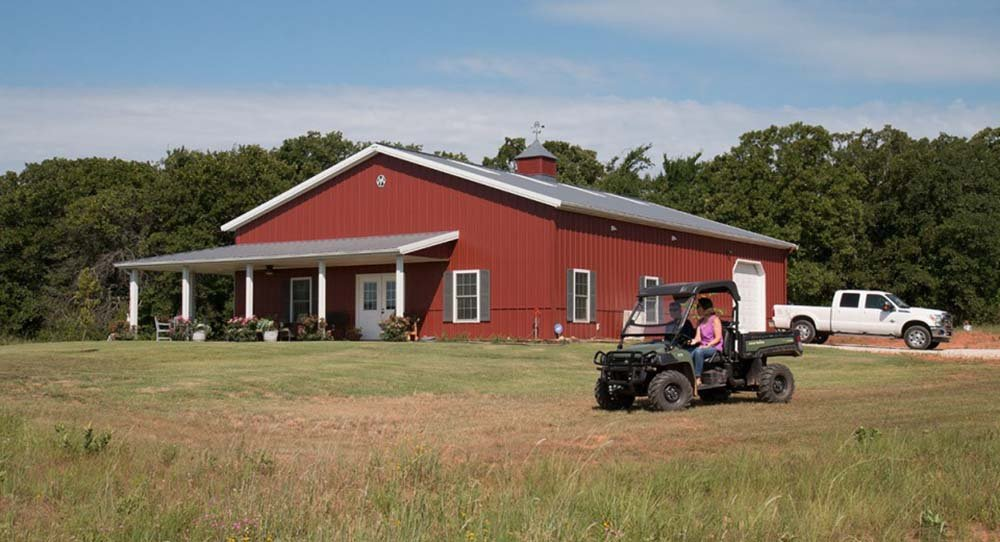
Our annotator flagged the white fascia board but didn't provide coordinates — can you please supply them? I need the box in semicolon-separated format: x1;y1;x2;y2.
220;146;381;232
398;231;460;254
114;249;402;269
559;202;798;251
220;144;562;232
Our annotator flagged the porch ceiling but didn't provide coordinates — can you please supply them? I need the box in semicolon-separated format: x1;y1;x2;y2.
113;231;458;274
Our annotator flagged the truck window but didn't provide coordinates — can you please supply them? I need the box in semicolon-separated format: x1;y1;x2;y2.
865;294;889;310
839;293;860;308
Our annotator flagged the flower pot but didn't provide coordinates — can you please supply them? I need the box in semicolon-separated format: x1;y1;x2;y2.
192;331;207;342
263;330;279;342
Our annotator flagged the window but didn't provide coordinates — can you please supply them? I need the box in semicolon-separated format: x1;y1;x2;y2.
362;281;377;311
865;294;890;310
839;293;860;308
574;269;591;323
385;280;396;311
643;276;660;323
454;271;479;323
290;277;312;321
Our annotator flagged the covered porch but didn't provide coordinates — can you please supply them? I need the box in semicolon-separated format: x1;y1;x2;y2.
114;231;458;338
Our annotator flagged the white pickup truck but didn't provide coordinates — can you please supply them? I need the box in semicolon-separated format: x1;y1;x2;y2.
772;290;953;350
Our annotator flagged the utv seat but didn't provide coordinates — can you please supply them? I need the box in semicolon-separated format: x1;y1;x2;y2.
703;321;738;365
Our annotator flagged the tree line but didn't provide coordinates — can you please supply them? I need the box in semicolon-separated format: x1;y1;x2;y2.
1;124;997;340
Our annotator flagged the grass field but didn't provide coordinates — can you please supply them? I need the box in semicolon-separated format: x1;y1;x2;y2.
1;341;999;541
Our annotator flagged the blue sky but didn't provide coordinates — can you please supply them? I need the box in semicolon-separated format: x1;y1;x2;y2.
2;0;1000;172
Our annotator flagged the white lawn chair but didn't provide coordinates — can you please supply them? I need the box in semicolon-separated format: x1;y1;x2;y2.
154;318;172;341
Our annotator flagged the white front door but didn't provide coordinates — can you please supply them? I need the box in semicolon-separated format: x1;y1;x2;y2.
355;273;397;340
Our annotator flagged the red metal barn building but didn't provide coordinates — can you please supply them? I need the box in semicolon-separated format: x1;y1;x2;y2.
116;141;795;340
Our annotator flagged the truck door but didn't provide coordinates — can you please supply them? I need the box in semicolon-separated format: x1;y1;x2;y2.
863;293;897;334
832;292;863;334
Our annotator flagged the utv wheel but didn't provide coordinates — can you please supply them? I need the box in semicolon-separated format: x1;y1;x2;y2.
698;388;731;403
792;319;816;343
757;364;795;403
904;325;932;350
594;378;635;410
648;371;693;411
814;333;829;345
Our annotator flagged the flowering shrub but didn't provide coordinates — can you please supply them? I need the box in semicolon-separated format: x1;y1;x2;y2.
295;315;330;341
344;327;363;341
225;316;259;342
170;316;193;341
379;315;411;342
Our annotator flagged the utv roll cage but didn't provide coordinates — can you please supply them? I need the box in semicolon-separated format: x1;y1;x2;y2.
618;280;742;350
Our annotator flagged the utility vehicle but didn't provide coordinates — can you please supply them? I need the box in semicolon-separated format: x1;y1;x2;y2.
773;290;952;350
593;280;802;411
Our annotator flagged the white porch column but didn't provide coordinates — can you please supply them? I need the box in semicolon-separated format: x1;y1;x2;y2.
244;264;254;318
395;255;405;317
128;269;139;330
181;267;193;319
317;261;327;321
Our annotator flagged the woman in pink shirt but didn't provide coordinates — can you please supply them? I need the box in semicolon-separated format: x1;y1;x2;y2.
688;297;723;387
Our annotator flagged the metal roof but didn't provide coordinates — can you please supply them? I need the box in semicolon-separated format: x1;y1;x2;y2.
114;231;458;273
515;139;557;160
220;144;796;251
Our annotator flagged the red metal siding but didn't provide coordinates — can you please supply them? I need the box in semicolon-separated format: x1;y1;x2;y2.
515;157;557;177
235;154;559;338
554;211;789;339
230;153;789;339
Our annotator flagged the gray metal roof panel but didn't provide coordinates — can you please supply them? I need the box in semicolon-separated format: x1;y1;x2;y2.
115;231;457;268
391;149;795;250
515;139;558;160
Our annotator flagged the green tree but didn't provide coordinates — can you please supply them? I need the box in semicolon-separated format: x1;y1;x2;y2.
597;144;653;197
482;137;526;171
274;131;361;179
72;267;102;340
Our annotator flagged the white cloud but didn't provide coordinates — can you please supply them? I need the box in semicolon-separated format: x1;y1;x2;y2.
537;0;1000;82
1;86;998;173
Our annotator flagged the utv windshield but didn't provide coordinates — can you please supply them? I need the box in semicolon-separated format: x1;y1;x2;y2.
887;294;910;309
621;294;697;348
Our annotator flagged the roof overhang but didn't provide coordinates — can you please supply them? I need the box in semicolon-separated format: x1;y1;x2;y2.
114;231;458;274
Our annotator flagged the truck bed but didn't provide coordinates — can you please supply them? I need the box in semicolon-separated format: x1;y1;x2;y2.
772;304;832;331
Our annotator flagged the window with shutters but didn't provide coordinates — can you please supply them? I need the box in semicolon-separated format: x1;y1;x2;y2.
289;277;313;322
573;269;591;323
643;276;660;323
453;270;479;323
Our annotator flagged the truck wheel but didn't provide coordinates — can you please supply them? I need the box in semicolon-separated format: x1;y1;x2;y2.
928;341;941;349
648;371;692;411
904;325;932;350
792;319;816;343
757;364;795;403
699;388;731;403
594;378;635;410
814;333;829;344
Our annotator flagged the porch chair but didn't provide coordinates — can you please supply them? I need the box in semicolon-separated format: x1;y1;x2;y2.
154;317;172;341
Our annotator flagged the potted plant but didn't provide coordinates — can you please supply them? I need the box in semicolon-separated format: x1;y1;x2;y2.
258;318;278;342
192;322;211;342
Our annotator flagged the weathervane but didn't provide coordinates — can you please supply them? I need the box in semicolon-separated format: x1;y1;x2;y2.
531;121;545;141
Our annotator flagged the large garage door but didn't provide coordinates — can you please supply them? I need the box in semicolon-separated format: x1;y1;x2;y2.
733;260;766;332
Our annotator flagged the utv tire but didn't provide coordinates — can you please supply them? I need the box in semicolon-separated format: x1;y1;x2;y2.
594;378;635;410
904;325;933;350
648;371;693;411
814;333;830;345
757;364;795;403
792;319;816;343
698;388;732;403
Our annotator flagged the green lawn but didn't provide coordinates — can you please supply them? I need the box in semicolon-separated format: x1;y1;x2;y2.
1;341;998;541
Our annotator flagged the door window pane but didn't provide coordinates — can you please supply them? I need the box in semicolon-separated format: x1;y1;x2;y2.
291;278;312;321
362;282;377;311
839;293;860;308
385;280;396;311
455;271;479;321
574;271;590;322
865;294;889;310
643;276;659;323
